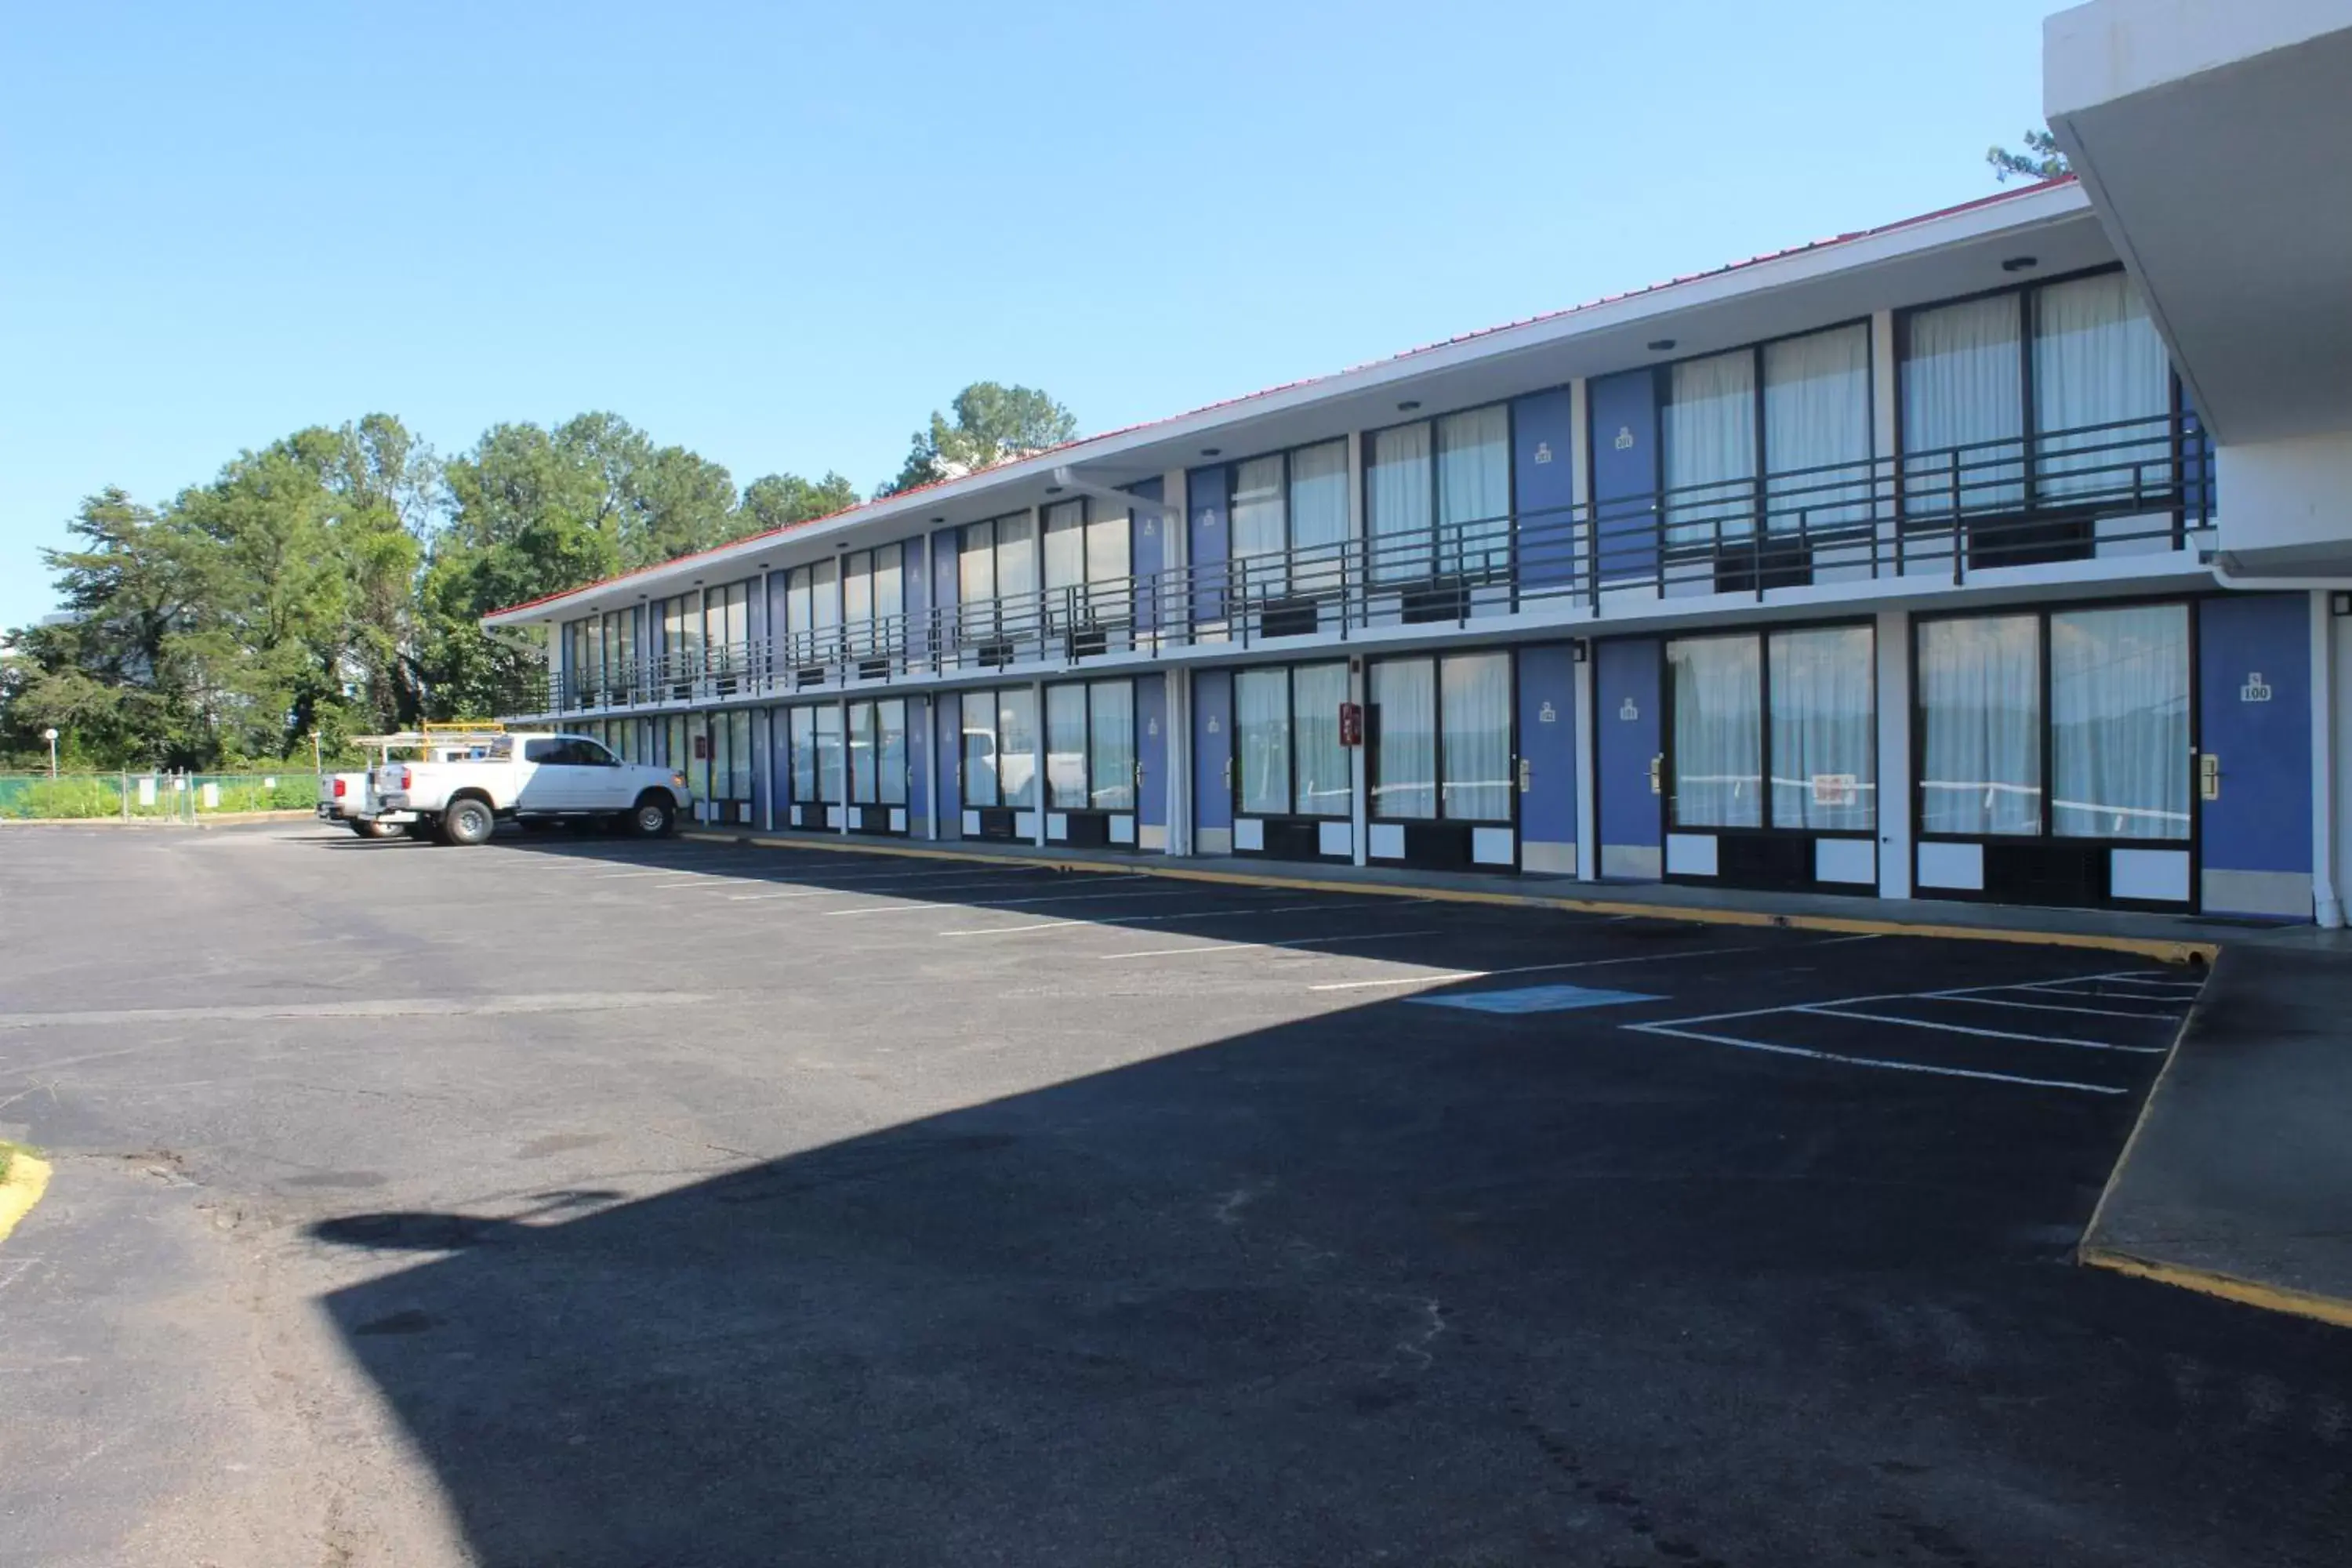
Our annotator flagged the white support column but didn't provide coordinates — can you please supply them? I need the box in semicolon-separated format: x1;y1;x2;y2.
923;695;941;842
1875;608;1913;900
2316;590;2345;926
1573;644;1597;880
759;706;775;833
1350;657;1370;867
1871;308;1899;569
1031;679;1049;847
837;695;851;837
1167;666;1192;858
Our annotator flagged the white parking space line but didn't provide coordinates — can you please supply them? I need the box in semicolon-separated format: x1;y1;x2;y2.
1625;1023;2129;1096
1918;992;2181;1020
1790;1004;2167;1053
1099;929;1444;960
822;877;1145;916
1307;942;1772;993
938;898;1410;939
938;920;1086;937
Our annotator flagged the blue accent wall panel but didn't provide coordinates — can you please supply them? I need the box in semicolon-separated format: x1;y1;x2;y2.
900;539;928;664
1588;369;1660;584
1512;388;1577;591
1516;644;1577;846
2200;593;2310;883
1188;465;1228;625
1130;477;1165;634
1136;673;1167;829
935;693;960;827
1595;637;1661;866
1193;668;1232;832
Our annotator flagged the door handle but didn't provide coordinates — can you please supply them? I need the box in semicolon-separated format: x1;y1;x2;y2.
1649;754;1664;796
2199;753;2221;801
1224;757;1234;787
1518;757;1533;792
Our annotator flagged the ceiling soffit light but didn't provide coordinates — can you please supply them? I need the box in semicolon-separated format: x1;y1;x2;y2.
2001;255;2038;273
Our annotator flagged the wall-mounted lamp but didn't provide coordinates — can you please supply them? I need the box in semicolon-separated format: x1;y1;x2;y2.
2334;592;2352;618
1571;638;1591;663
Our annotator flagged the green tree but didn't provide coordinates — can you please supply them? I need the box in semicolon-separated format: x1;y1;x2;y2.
884;382;1077;495
1;489;217;768
741;470;858;532
1988;128;2069;183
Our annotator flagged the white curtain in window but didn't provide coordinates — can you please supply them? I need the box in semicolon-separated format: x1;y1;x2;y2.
1369;423;1432;584
850;701;879;803
815;703;844;804
2051;604;2188;840
1084;505;1129;629
1371;658;1437;818
1440;652;1512;822
1089;682;1134;811
1904;296;2024;514
874;546;903;622
878;699;907;806
1231;455;1287;603
789;707;817;801
1668;636;1762;827
1235;669;1290;817
1043;500;1085;590
844;554;874;626
996;516;1036;608
1046;683;1088;809
998;687;1038;808
961;691;998;808
728;710;753;800
1665;351;1758;548
1437;406;1511;577
1918;615;2042;835
1291;662;1350;817
1769;626;1875;829
1765;325;1871;534
1289;441;1350;597
2035;273;2173;501
809;561;838;632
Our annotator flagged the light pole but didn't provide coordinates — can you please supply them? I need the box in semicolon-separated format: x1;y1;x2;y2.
42;728;59;779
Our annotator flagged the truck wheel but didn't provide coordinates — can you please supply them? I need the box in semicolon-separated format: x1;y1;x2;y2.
628;793;677;838
440;797;496;847
350;818;398;840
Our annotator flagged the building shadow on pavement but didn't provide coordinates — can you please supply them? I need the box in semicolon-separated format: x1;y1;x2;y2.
307;965;2352;1568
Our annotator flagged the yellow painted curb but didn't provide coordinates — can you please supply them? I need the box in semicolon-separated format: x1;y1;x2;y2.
2080;1247;2352;1331
0;1151;53;1247
679;829;2220;964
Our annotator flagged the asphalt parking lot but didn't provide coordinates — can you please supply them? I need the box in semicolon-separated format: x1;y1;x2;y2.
2;822;2348;1567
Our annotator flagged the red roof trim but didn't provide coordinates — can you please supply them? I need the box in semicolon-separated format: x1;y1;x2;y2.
486;178;2079;620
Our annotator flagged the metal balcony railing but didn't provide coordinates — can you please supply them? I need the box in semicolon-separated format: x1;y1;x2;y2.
511;411;2209;719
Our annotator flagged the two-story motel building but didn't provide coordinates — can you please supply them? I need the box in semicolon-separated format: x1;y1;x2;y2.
484;0;2352;928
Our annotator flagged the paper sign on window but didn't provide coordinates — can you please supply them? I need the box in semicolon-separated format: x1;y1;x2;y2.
1811;772;1857;807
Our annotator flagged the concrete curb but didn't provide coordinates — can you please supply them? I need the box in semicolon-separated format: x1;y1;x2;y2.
677;829;2220;964
2079;1247;2352;1330
0;1150;52;1248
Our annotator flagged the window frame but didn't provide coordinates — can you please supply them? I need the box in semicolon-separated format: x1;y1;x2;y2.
1229;660;1352;822
1037;677;1137;816
1909;593;2198;849
1364;648;1517;826
1660;616;1879;840
1360;401;1517;589
1893;263;2186;529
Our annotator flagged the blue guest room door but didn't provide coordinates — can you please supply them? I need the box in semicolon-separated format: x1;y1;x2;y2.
1516;644;1579;873
1595;638;1662;880
2198;593;2313;916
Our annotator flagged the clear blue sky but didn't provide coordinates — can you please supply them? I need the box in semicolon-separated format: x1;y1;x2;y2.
0;0;2063;628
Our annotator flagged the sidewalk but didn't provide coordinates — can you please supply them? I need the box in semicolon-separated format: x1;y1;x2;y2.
684;826;2352;961
2082;946;2352;1329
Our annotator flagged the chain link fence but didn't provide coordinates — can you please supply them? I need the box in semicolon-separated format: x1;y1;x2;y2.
0;771;321;822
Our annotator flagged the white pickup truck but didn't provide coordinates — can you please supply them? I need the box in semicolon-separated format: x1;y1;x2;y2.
371;731;692;846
